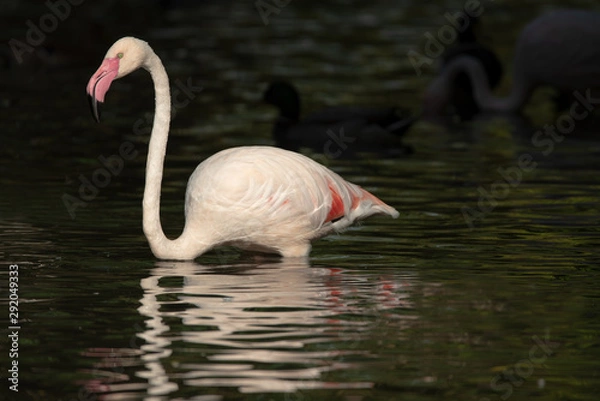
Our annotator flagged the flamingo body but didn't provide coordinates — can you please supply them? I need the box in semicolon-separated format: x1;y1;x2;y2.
513;10;600;91
86;37;398;260
183;146;398;258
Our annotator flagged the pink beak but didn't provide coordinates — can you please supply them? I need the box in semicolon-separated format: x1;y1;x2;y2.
86;57;120;122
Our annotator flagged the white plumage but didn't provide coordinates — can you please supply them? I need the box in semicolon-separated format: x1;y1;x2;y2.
86;37;398;260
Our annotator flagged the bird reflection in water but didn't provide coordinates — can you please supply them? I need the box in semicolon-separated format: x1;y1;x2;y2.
81;259;417;398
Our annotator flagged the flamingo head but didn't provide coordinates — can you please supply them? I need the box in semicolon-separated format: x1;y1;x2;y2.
86;37;151;122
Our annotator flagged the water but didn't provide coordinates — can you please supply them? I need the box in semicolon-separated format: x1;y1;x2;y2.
1;1;600;400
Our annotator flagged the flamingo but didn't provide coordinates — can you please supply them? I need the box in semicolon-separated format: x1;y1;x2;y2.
86;37;399;260
438;16;503;120
423;9;600;117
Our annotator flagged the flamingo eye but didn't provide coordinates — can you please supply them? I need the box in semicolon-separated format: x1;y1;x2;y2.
117;52;124;59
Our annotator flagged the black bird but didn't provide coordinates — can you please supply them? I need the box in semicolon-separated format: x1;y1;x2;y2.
263;81;414;157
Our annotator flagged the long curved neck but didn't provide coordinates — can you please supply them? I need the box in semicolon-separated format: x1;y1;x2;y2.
141;52;203;260
442;56;530;112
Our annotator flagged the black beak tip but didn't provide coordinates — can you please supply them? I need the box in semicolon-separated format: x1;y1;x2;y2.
88;94;101;123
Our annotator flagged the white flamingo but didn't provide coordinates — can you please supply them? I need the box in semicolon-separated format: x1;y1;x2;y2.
423;9;600;116
86;37;399;260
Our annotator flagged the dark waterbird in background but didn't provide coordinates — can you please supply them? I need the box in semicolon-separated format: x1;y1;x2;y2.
263;81;415;157
439;16;503;121
423;9;600;118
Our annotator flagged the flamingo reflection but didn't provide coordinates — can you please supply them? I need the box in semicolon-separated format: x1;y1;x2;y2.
84;260;417;398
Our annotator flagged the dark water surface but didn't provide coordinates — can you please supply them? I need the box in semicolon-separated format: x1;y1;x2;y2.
1;1;599;400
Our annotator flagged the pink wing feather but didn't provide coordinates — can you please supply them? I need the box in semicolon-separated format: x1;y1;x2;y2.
321;170;399;226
